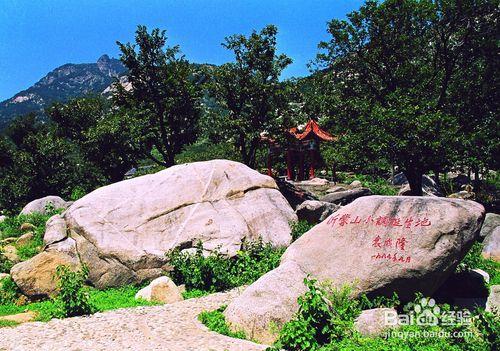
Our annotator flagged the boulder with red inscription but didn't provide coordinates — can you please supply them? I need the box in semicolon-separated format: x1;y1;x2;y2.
224;196;485;344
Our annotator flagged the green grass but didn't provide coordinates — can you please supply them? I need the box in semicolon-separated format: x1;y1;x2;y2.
0;284;159;323
337;173;398;196
0;320;19;328
182;288;210;300
198;305;247;339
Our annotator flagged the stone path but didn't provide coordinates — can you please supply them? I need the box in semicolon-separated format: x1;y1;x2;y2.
0;288;268;351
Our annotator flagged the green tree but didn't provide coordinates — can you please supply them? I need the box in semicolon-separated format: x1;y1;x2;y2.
313;0;497;195
115;25;202;167
207;25;292;168
47;96;137;182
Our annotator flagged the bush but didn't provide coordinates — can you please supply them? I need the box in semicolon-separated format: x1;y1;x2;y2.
271;278;361;351
54;265;94;318
166;240;284;293
198;305;246;339
0;248;14;274
0;276;19;305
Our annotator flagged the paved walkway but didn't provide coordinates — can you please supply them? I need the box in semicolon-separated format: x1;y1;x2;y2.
0;288;268;351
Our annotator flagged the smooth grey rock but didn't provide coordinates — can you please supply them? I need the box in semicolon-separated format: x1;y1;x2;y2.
295;200;341;224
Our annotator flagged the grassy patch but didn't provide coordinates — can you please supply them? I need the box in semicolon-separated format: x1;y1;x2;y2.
198;305;246;339
0;320;19;328
337;173;398;196
0;283;158;322
182;288;210;300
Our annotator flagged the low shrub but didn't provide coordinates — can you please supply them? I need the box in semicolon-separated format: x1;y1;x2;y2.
271;278;361;351
198;305;246;339
54;265;94;318
166;240;284;293
0;248;14;274
0;276;19;305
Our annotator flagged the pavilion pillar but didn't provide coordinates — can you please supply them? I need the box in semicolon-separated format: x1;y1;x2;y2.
286;149;293;180
309;149;316;179
298;151;305;181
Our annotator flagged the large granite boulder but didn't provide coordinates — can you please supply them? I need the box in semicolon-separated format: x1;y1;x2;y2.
12;160;296;296
20;196;70;215
224;196;484;343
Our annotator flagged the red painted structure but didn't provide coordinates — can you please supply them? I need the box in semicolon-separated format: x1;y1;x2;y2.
286;119;336;180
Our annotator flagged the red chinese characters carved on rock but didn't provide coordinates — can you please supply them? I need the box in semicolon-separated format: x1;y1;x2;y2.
327;214;431;229
371;252;411;263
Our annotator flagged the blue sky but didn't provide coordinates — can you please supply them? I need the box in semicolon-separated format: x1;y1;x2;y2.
0;0;364;101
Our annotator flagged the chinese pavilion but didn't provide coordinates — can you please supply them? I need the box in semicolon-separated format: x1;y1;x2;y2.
286;119;336;181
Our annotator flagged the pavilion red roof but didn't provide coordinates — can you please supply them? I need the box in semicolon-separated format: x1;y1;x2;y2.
289;119;336;142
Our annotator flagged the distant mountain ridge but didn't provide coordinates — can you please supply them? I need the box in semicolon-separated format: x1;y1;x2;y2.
0;55;126;130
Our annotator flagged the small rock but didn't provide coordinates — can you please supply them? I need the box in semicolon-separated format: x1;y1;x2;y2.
0;273;10;281
20;196;69;215
486;285;500;313
350;180;362;188
135;276;183;304
295;200;341;224
480;213;500;239
16;232;34;246
299;177;330;186
0;311;37;324
2;245;19;263
20;223;35;231
354;308;397;336
0;215;6;223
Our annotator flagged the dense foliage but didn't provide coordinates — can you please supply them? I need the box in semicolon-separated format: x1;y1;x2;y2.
115;26;203;167
206;25;293;168
308;0;499;195
166;240;284;293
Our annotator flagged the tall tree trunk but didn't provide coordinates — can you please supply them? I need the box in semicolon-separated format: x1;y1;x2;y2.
404;168;423;196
